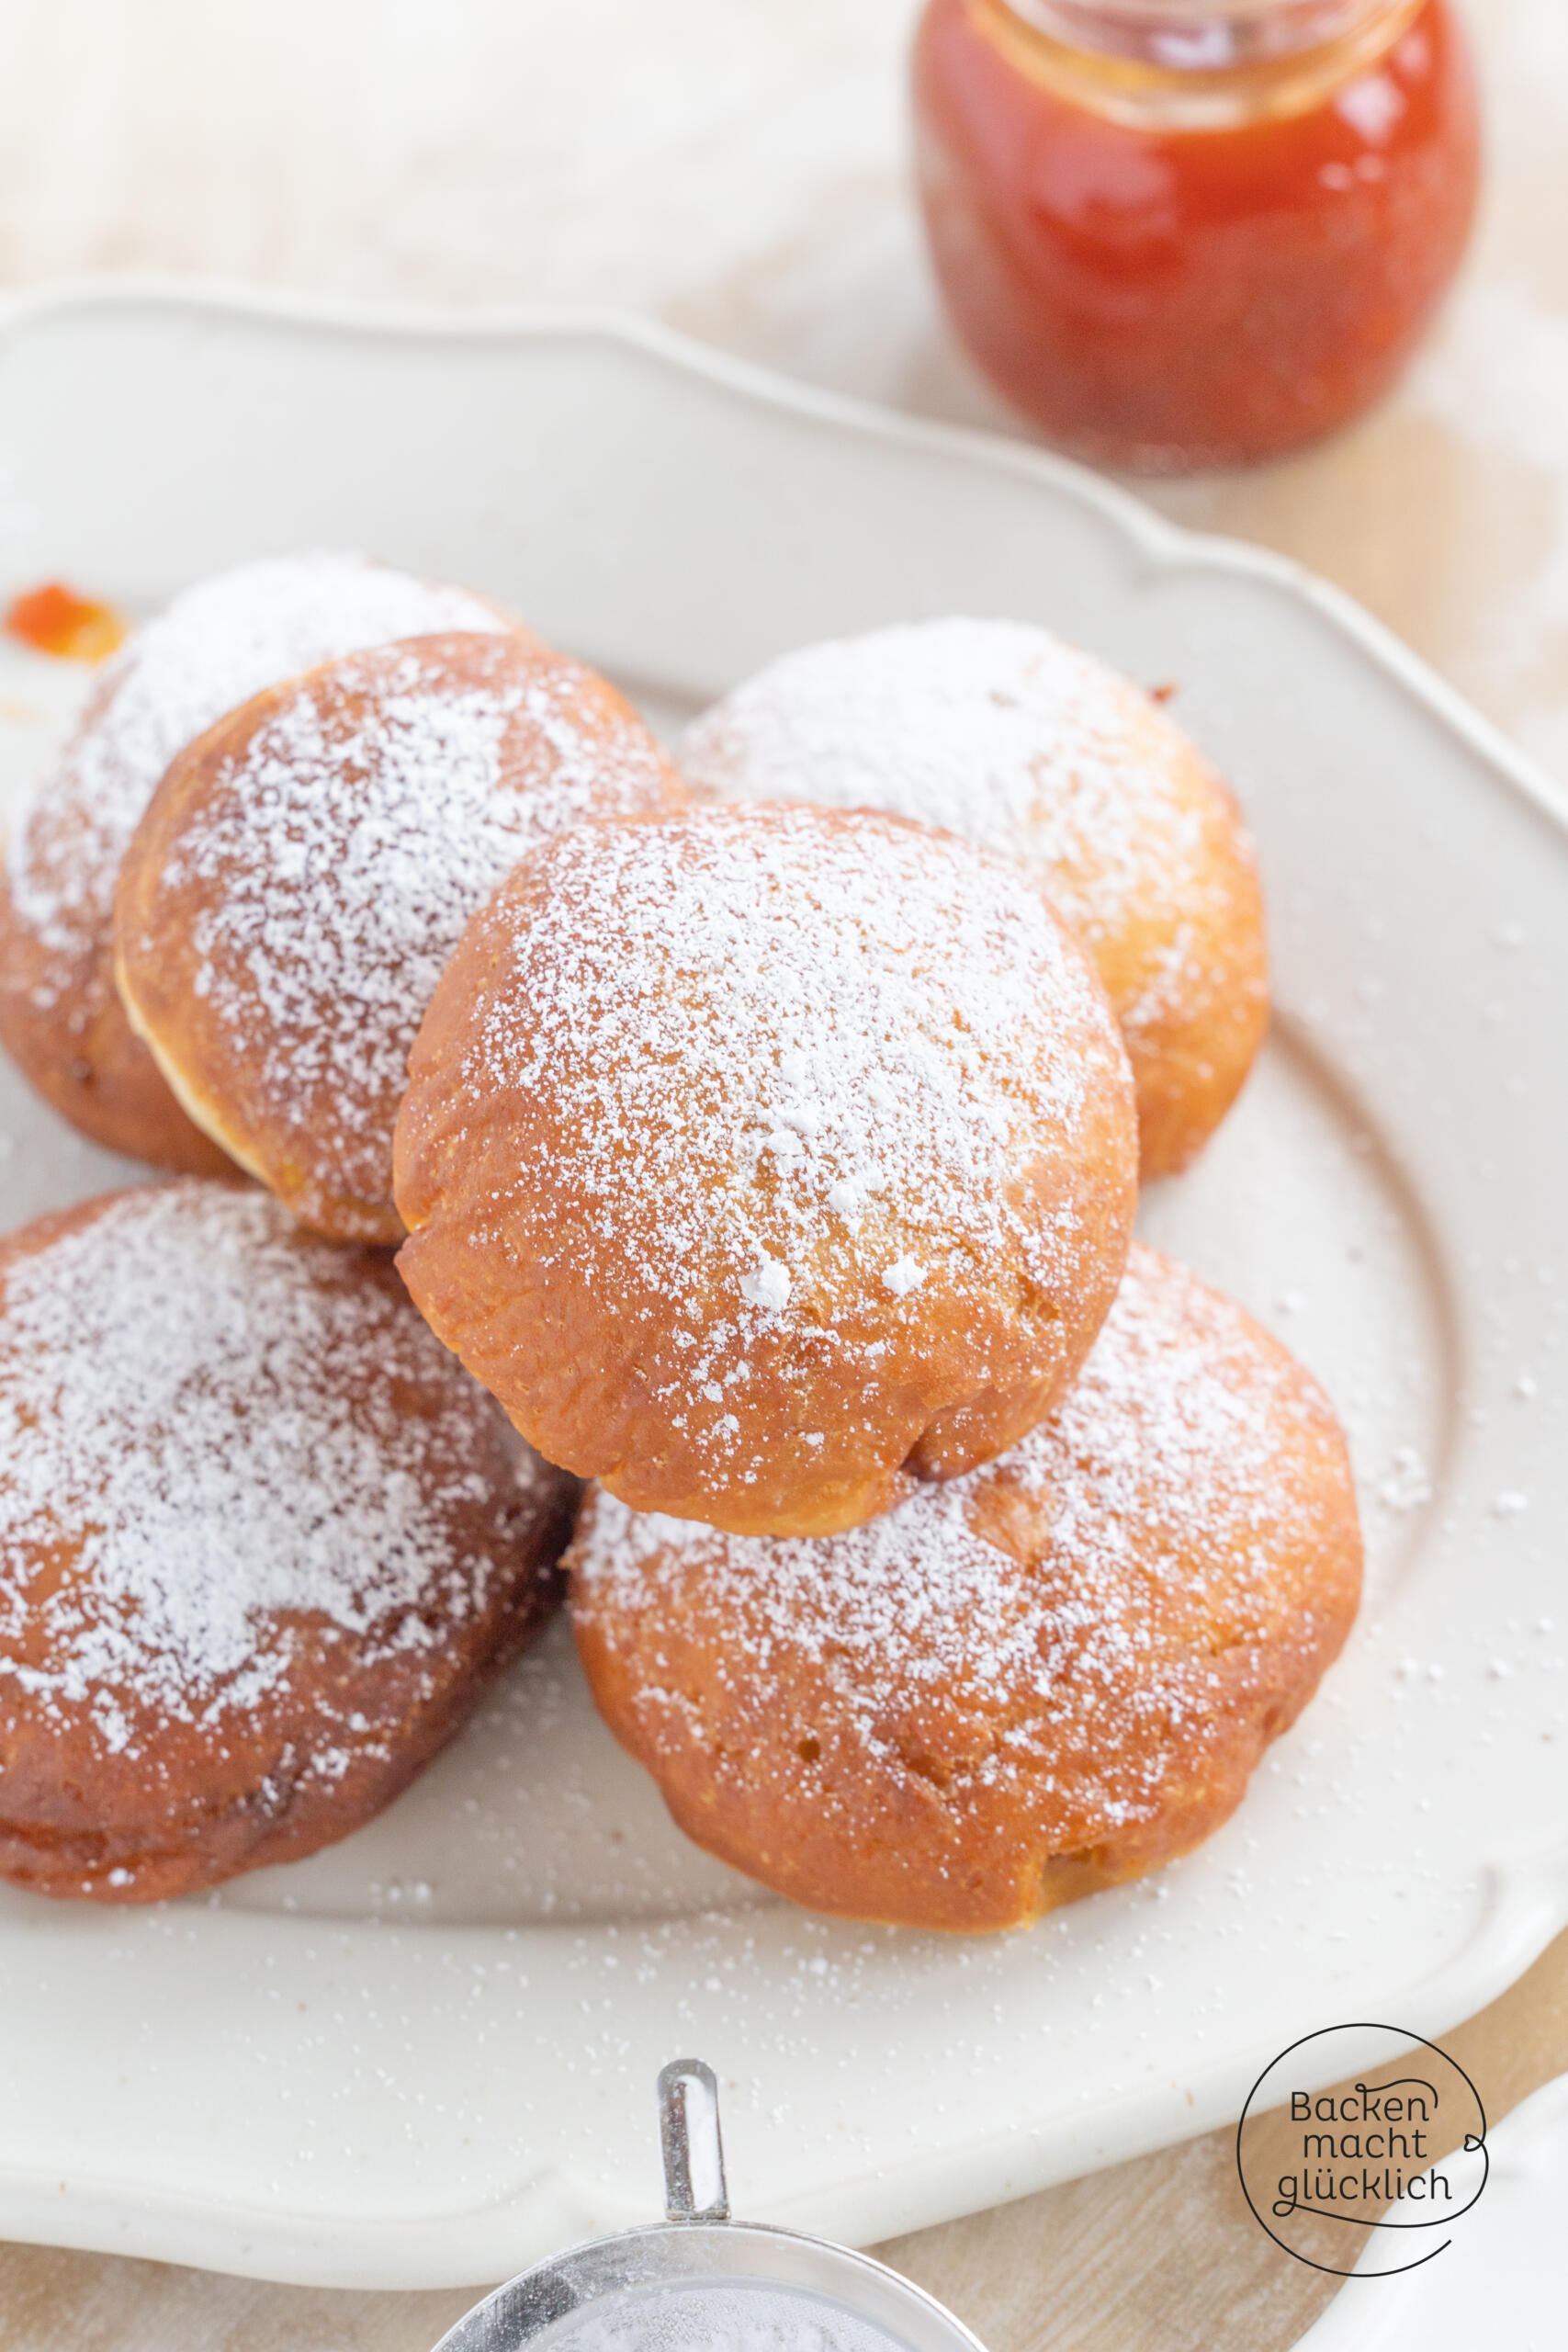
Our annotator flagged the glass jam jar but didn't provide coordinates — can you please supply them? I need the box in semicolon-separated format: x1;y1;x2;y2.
911;0;1481;470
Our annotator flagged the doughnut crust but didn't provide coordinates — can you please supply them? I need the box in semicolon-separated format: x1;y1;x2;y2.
115;631;684;1244
570;1244;1362;1932
682;618;1269;1179
0;1182;576;1904
0;552;521;1171
395;801;1136;1539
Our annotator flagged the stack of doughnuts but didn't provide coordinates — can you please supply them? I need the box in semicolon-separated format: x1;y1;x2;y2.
0;560;1361;1926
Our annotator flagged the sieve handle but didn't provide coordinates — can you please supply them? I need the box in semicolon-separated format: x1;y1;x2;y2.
657;2057;730;2223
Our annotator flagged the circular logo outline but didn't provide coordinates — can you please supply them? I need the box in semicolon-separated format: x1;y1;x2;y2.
1235;2023;1489;2278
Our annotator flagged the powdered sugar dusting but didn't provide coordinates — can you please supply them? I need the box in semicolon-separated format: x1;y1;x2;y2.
6;550;511;992
543;2283;900;2352
682;618;1228;1039
137;633;675;1226
0;1182;553;1753
413;801;1132;1488
572;1244;1355;1829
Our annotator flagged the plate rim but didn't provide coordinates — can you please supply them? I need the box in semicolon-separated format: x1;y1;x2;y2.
1;268;1563;848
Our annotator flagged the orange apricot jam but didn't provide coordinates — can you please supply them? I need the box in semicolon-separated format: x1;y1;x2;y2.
912;0;1480;469
4;581;128;663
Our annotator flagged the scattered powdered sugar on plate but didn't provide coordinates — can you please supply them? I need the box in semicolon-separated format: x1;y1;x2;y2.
1379;1443;1434;1512
136;632;675;1223
573;1244;1355;1825
682;616;1228;1036
0;1182;550;1755
5;548;513;989
409;801;1131;1490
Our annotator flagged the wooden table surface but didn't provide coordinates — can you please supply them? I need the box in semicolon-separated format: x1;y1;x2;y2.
0;2;1563;2345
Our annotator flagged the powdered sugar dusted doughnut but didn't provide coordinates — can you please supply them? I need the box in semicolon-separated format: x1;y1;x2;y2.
116;631;684;1243
683;618;1269;1179
395;800;1136;1539
0;1181;575;1904
570;1242;1361;1932
0;552;522;1172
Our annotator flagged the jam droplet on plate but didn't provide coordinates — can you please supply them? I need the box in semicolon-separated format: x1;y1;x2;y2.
4;581;127;662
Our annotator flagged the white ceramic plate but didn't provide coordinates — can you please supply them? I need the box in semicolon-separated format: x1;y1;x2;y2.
0;284;1565;2292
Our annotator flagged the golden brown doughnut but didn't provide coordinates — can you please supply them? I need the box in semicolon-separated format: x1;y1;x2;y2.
0;551;524;1171
0;1180;576;1904
570;1242;1362;1932
115;631;684;1245
682;618;1269;1179
395;800;1136;1539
